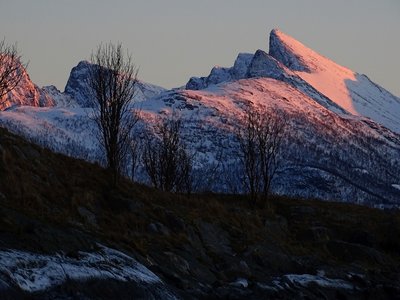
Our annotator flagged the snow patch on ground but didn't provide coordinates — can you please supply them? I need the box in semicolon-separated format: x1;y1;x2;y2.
0;245;161;293
230;278;248;288
392;184;400;191
283;274;353;290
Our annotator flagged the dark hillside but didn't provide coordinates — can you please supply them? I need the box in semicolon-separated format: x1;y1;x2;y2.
0;127;399;299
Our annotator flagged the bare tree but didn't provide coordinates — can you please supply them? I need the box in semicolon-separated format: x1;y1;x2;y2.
191;147;223;193
88;43;139;186
129;134;142;182
143;113;193;193
236;106;260;203
235;103;287;206
0;39;27;106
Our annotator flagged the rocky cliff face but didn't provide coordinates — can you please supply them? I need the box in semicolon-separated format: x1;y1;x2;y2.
269;28;312;72
64;61;166;107
0;61;55;110
247;49;288;79
64;61;93;107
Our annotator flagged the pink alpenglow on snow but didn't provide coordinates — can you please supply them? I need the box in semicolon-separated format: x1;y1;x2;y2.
269;29;400;133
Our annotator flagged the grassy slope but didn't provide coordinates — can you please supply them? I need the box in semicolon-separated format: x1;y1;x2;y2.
0;127;399;298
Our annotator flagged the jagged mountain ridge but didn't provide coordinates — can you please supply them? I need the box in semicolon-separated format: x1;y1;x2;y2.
1;60;166;110
0;29;399;207
187;29;400;133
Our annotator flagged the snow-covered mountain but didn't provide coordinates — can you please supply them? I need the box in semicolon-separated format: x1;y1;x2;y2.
0;29;399;207
269;29;400;133
187;29;400;133
142;78;400;206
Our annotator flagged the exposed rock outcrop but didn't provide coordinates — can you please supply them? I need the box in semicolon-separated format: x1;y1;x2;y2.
64;61;166;107
269;28;311;72
186;53;253;90
64;61;93;107
247;49;288;79
1;60;55;110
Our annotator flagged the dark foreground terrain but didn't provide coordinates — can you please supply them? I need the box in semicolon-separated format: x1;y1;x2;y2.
0;127;399;299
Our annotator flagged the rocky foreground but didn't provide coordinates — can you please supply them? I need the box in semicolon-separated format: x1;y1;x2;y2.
0;127;399;299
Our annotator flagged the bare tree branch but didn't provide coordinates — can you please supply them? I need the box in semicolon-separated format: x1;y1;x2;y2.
0;39;28;106
235;103;287;206
142;112;193;193
87;42;139;186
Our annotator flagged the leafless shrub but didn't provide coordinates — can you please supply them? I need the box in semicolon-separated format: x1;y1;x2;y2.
235;103;287;206
129;134;142;182
0;39;27;105
87;43;139;186
142;112;193;193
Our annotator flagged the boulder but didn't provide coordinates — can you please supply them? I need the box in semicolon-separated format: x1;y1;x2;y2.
195;220;233;256
77;206;97;226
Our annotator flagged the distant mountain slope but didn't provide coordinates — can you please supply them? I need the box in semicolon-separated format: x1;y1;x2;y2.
0;30;399;207
142;78;400;206
0;106;98;160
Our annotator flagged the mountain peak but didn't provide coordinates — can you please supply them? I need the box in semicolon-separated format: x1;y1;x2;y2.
269;29;351;74
64;61;93;107
269;29;313;72
268;29;400;132
64;60;166;107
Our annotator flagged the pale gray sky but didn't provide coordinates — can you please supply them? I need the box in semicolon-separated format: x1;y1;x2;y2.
0;0;399;96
